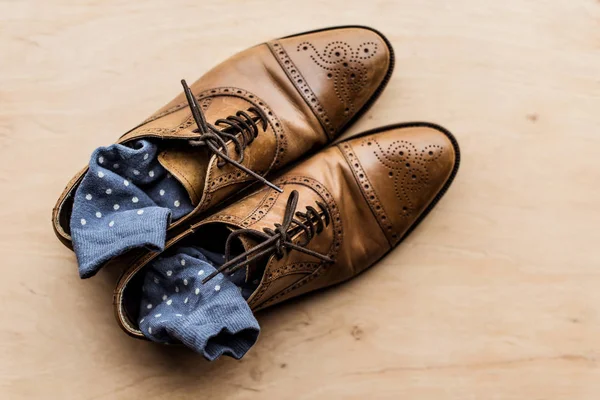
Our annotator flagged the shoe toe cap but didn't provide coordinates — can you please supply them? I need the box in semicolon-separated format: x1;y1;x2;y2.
275;26;394;139
342;123;459;245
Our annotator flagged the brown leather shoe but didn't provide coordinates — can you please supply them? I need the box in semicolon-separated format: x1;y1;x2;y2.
52;26;394;251
114;122;460;337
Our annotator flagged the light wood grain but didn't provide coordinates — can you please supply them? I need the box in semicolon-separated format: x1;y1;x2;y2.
1;0;600;398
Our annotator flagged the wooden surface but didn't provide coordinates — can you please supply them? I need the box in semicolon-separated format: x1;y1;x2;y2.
1;0;599;398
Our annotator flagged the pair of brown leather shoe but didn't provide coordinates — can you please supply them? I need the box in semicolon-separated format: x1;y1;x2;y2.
52;26;460;338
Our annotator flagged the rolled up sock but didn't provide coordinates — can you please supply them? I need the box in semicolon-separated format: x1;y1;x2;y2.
138;246;260;361
70;140;193;278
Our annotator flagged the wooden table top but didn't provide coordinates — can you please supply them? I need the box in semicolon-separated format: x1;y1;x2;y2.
1;0;599;398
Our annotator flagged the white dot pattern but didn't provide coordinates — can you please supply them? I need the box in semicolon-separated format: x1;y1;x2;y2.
73;139;195;281
135;248;259;357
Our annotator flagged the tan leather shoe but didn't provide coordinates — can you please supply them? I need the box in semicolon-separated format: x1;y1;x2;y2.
52;25;394;250
114;122;460;338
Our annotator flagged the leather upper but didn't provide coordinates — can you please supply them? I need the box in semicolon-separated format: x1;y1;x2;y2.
115;123;460;337
52;26;393;249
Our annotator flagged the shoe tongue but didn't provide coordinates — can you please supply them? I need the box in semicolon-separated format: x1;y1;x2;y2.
158;146;209;206
227;226;267;285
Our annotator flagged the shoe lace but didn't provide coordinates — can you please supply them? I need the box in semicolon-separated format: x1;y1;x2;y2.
181;79;283;193
202;190;333;284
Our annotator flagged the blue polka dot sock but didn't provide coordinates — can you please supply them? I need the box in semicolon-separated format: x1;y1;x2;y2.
138;246;260;360
70;140;194;278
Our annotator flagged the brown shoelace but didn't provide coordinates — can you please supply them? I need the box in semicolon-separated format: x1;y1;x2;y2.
202;190;333;284
181;79;283;193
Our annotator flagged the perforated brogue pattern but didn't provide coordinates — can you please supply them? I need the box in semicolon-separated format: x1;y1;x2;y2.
339;142;396;245
267;41;335;139
296;40;379;123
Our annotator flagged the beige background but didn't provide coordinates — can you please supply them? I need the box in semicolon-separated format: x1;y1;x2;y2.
2;0;600;399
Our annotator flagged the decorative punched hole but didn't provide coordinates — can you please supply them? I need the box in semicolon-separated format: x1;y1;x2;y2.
327;73;332;79
303;46;308;50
